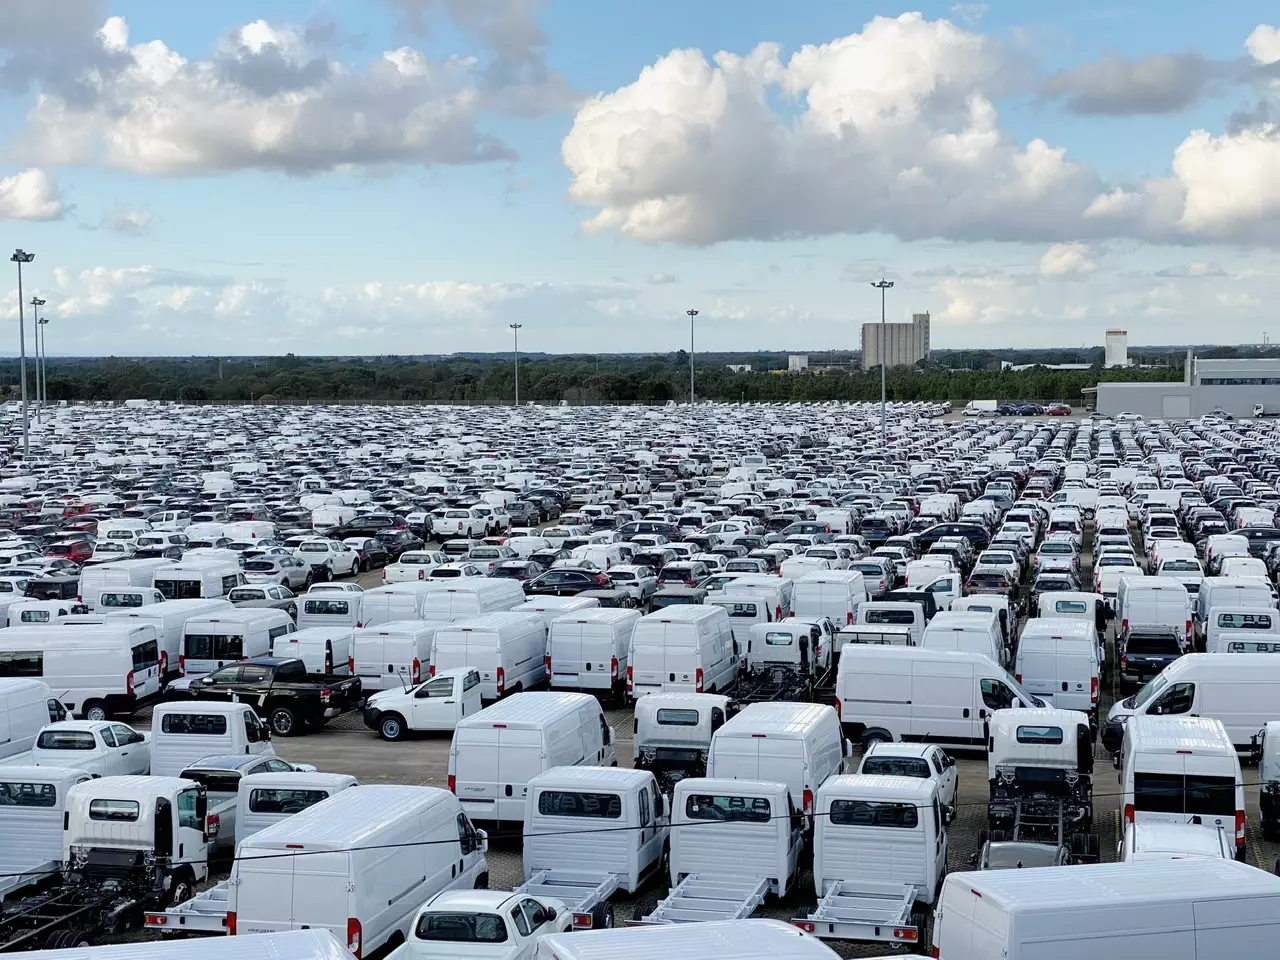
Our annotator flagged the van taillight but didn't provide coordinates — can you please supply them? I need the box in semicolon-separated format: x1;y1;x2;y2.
1090;675;1099;703
1014;673;1021;684
496;667;505;695
775;605;782;621
347;655;355;675
1237;810;1246;846
626;665;633;692
126;671;134;696
544;654;552;678
178;655;186;674
418;569;425;580
1124;802;1134;825
1186;619;1192;644
412;658;421;683
931;947;940;959
1120;655;1128;673
428;663;436;678
226;912;236;935
803;788;813;815
1121;618;1128;633
347;918;363;958
695;668;704;692
833;695;841;720
611;656;618;679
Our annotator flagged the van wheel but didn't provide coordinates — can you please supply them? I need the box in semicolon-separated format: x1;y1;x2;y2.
908;907;929;954
861;731;891;751
270;706;299;737
379;714;407;742
82;701;108;722
303;573;314;588
591;903;614;929
475;872;489;890
169;874;195;907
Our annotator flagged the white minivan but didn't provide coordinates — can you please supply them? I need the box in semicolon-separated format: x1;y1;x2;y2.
176;608;296;684
272;627;353;676
627;606;740;700
1014;618;1100;727
546;608;640;700
153;560;246;601
430;611;547;701
352;621;439;692
420;580;526;624
0;678;67;765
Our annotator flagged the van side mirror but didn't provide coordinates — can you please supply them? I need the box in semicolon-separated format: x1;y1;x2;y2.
943;808;954;826
654;794;665;818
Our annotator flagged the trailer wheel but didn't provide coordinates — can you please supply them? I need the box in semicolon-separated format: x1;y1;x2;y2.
82;700;108;722
630;901;657;923
591;902;614;929
65;930;92;949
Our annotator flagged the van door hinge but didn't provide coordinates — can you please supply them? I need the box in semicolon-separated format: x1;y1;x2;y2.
347;881;356;892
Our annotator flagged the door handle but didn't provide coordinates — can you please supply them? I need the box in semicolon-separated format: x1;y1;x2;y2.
443;700;455;704
963;708;970;718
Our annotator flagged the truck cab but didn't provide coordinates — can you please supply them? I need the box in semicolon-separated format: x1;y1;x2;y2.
632;693;731;795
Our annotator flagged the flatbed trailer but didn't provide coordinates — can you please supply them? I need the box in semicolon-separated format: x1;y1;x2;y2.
145;883;231;936
626;874;770;925
512;870;620;929
792;880;925;951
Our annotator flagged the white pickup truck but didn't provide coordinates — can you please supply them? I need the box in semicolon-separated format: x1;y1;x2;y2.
176;754;317;857
387;890;572;960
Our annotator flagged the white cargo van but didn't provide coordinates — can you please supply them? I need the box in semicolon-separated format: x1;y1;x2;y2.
920;611;1006;668
1204;606;1278;654
449;692;616;822
296;591;362;631
707;701;848;821
235;770;359;840
230;785;488;958
353;583;434;628
857;602;927;647
176;608;296;684
546;608;640;699
792;571;866;628
352;621;438;692
78;558;178;607
430;611;547;700
1103;653;1280;753
93;587;165;611
1194;577;1275;648
272;626;353;676
420;579;527;624
627;606;739;699
0;624;162;721
522;596;600;632
153;560;246;601
835;647;1039;751
0;679;66;766
1115;576;1190;646
1121;715;1246;860
1014;618;1100;725
107;597;237;684
932;858;1280;960
150;702;275;779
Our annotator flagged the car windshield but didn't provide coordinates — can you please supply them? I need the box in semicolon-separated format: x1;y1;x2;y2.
415;914;508;943
985;843;1062;869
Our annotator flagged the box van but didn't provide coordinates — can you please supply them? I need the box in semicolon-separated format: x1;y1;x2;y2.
420;579;526;624
6;599;77;628
151;701;275;779
627;606;740;699
1204;606;1278;654
932;858;1280;960
93;587;165;612
522;596;600;633
235;771;359;841
230;785;488;958
856;601;927;647
1116;576;1191;646
547;608;640;699
79;558;178;607
668;777;804;896
449;692;616;822
352;621;438;692
153;560;246;601
353;583;433;627
1014;618;1100;725
835;647;1039;751
296;591;363;631
177;608;296;684
792;571;866;628
0;765;91;901
708;701;848;821
107;597;237;684
921;611;1006;669
0;624;162;721
1103;653;1280;753
1120;716;1245;860
1194;577;1275;648
430;612;547;701
0;678;66;765
272;627;353;676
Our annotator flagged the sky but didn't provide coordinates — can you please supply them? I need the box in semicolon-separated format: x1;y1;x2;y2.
1;1;1279;357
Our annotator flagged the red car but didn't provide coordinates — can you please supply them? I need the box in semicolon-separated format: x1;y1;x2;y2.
45;540;94;565
1047;403;1072;416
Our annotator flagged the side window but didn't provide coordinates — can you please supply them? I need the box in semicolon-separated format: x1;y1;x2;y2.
457;813;481;854
177;788;202;831
931;750;945;775
520;900;545;931
639;788;652;827
510;906;532;938
599;713;610;749
99;728;118;748
980;679;1014;712
1154;682;1196;716
416;677;455;699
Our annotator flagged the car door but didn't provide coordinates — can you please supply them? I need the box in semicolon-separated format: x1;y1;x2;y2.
110;724;149;775
194;664;244;704
96;726;126;776
929;746;957;812
410;675;459;730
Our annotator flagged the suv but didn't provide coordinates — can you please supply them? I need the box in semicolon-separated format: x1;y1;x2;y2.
292;539;360;578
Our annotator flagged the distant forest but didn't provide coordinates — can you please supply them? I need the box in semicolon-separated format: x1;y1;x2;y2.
0;348;1204;406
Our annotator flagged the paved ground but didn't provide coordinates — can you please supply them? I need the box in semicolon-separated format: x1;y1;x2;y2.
117;534;1280;957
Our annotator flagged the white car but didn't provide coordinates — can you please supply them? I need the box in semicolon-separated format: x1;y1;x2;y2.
84;542;134;564
293;538;360;577
384;550;451;583
389;890;573;960
428;562;487;580
364;668;484;740
433;508;489;539
32;720;151;776
858;741;958;817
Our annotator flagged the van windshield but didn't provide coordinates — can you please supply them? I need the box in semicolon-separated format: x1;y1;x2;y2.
685;793;771;823
864;609;914;625
1130;673;1169;710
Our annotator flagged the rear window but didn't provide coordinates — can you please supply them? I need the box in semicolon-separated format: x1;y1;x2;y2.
863;609;914;625
763;631;794;646
0;781;56;806
717;602;758;617
1125;634;1182;654
536;790;622;819
860;757;929;778
182;771;241;794
160;713;228;735
829;799;919;828
19;610;50;623
304;600;350;615
243;561;277;572
1015;725;1063;744
1134;773;1235;816
1216;613;1272;630
100;592;144;608
89;799;139;821
656;708;700;726
248;788;330;814
685;793;771;823
1052;600;1088;614
37;731;95;750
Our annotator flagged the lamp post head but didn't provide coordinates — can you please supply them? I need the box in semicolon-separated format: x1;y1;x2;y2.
870;279;894;290
687;309;699;318
10;249;34;264
509;323;522;330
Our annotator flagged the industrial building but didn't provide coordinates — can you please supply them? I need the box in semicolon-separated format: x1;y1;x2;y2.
1105;329;1130;367
788;355;809;373
1095;356;1280;418
861;312;930;370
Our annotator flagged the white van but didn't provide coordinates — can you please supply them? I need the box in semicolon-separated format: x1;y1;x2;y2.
93;587;165;612
352;621;438;692
430;612;547;700
932;858;1280;960
150;701;275;779
668;777;803;897
107;597;237;684
0;678;66;765
296;591;363;631
836;646;1039;751
0;765;91;901
0;624;162;721
539;919;839;960
1014;618;1100;725
1204;606;1279;654
420;579;526;624
1194;577;1275;648
272;627;353;676
920;611;1006;668
792;571;867;628
449;692;616;822
627;606;740;699
522;596;600;632
6;599;77;628
235;770;359;841
153;560;246;601
1116;576;1190;645
1103;653;1280;754
570;543;627;572
230;785;488;958
1121;715;1245;861
857;602;927;647
79;558;177;607
177;608;296;684
546;608;640;699
708;701;848;821
354;583;434;628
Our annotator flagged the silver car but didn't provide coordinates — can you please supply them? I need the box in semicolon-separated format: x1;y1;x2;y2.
242;555;313;589
227;584;298;619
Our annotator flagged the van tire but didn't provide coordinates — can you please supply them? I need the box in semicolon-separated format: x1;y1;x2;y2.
379;713;407;742
861;730;891;751
269;706;300;737
591;903;614;929
169;871;195;907
475;872;489;890
82;701;108;722
631;901;657;922
908;906;929;954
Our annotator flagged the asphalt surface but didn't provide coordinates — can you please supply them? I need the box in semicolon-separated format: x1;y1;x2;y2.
116;535;1280;958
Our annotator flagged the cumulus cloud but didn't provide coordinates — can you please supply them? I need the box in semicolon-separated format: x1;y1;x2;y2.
1039;243;1099;278
1153;261;1226;278
0;167;65;220
646;272;678;285
1247;25;1280;65
99;205;152;235
1042;52;1227;116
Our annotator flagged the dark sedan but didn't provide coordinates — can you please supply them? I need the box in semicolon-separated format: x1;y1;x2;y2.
524;568;612;597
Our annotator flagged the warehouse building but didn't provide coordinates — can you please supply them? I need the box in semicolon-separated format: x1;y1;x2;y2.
1095;357;1280;417
861;312;930;370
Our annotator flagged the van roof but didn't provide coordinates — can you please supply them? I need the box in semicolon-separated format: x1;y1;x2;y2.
638;605;729;624
720;701;836;737
1019;618;1096;640
456;691;598;728
352;621;439;637
239;785;453;851
672;777;790;800
820;773;938;801
539;919;832;960
1124;716;1235;755
528;765;651;790
549;608;642;626
841;646;1001;667
435;611;544;633
184;608;294;627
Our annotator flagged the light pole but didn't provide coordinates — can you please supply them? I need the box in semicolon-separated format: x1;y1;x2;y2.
686;308;698;406
871;279;894;444
31;297;45;421
9;250;33;459
36;303;48;414
509;323;522;406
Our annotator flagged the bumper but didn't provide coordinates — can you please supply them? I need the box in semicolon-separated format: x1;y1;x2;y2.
363;706;383;730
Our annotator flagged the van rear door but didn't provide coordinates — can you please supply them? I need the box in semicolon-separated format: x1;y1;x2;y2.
550;620;585;687
454;726;500;816
631;623;669;696
235;849;295;934
664;625;699;691
284;851;349;940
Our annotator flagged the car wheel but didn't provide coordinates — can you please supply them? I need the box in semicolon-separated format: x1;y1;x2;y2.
379;714;407;742
169;876;195;907
82;701;108;722
303;572;314;587
270;706;299;737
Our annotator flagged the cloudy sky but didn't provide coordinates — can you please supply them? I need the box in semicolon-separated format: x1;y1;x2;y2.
1;1;1279;356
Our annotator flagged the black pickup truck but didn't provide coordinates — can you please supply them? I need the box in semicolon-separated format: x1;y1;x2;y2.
1118;627;1186;689
184;656;363;736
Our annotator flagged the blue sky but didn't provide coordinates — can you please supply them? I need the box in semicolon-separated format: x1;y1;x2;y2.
1;0;1279;355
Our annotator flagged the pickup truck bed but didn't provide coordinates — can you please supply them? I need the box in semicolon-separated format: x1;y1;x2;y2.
186;656;362;736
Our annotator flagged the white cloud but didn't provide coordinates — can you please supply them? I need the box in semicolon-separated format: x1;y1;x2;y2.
1217;291;1261;309
646;272;678;285
0;167;64;220
1172;126;1280;241
1247;25;1280;65
100;205;152;234
1039;242;1099;278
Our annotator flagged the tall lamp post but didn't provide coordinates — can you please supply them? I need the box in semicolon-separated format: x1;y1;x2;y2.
34;301;47;415
509;323;522;407
686;308;698;406
9;250;34;459
871;279;894;444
